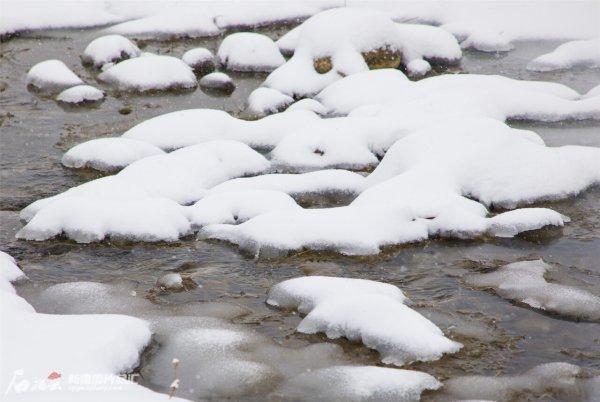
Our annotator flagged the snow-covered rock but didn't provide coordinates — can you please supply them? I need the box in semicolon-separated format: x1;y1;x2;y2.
217;32;285;72
247;87;294;116
81;34;141;68
18;141;270;242
267;276;462;365
199;72;235;93
280;365;441;401
98;55;197;92
56;85;104;104
62;138;165;172
202;118;596;255
457;28;514;52
286;98;329;115
156;273;184;290
182;47;215;75
26;60;83;90
527;38;600;72
464;260;600;321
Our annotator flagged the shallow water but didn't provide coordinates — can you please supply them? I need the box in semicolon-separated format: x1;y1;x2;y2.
1;26;599;401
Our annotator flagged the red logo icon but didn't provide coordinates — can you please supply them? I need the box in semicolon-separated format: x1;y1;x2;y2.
47;371;61;380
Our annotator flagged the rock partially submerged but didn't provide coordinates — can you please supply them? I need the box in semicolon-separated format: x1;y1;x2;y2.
464;260;600;321
182;47;215;76
98;55;197;92
217;32;285;72
199;72;235;93
81;34;141;68
56;85;104;104
26;59;83;91
247;87;293;116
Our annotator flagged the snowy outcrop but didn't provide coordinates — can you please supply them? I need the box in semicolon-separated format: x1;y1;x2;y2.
267;276;462;365
199;72;235;93
18;141;270;242
217;32;285;72
464;260;600;321
81;34;141;68
247;87;294;116
62;138;165;172
26;60;83;90
527;38;600;72
182;47;215;76
98;55;197;92
56;85;104;104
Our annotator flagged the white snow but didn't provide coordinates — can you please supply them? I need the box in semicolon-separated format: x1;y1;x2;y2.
181;47;215;75
199;72;235;91
62;138;165;172
56;85;104;104
585;84;600;99
527;38;600;72
247;87;294;116
98;55;197;92
217;32;285;72
464;260;600;321
267;276;462;365
26;60;83;90
0;251;188;402
286;98;329;115
280;365;441;401
18;141;270;242
82;34;141;68
202;118;596;255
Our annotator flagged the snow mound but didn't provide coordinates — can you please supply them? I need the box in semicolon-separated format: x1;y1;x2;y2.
182;47;215;75
527;38;600;72
18;141;270;242
286;98;329;114
264;8;462;96
202;118;594;255
122;108;319;151
247;87;294;116
188;190;300;227
98;55;197;92
199;72;235;92
62;137;165;172
0;252;185;401
267;276;461;365
56;85;104;104
280;365;441;402
457;27;514;52
217;32;285;72
585;84;600;98
441;362;581;401
208;170;366;198
464;260;600;321
26;59;83;90
82;34;141;68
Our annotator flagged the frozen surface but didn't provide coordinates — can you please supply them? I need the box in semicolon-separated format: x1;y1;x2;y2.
26;59;83;90
62;138;165;172
0;252;186;401
82;34;141;68
217;32;285;72
268;276;461;365
279;365;441;402
464;260;600;321
98;55;197;92
527;38;600;72
247;87;294;116
56;85;104;104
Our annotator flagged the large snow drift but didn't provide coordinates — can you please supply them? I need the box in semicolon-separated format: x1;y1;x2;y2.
267;276;462;365
464;260;600;321
98;55;197;92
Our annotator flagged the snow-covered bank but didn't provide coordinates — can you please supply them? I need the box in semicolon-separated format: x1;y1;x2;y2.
0;251;186;401
527;38;600;72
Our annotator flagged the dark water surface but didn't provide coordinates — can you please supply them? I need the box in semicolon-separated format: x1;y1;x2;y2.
1;26;599;401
